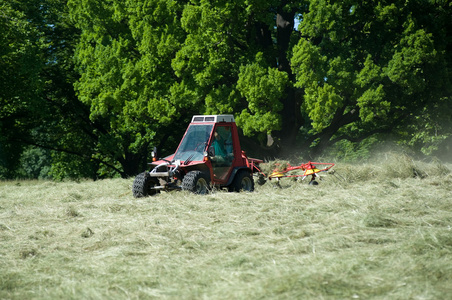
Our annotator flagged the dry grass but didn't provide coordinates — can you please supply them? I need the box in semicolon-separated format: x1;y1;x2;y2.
1;154;452;299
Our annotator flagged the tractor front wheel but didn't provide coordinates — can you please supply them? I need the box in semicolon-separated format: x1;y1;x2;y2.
132;172;159;198
229;170;254;192
182;171;210;194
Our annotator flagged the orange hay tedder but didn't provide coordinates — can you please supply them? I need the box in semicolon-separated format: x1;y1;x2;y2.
267;161;335;185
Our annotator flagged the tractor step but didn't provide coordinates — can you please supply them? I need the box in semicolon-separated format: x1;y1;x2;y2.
149;172;169;177
152;184;182;190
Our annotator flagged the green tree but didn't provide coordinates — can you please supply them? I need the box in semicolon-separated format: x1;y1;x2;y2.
1;0;108;179
173;0;307;149
68;0;195;176
66;0;452;178
70;0;308;168
0;0;44;178
291;0;452;155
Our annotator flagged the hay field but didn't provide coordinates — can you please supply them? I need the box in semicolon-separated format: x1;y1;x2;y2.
1;154;452;299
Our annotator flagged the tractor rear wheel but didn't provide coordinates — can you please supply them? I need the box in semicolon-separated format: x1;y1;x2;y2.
182;171;210;194
229;170;254;192
132;172;159;198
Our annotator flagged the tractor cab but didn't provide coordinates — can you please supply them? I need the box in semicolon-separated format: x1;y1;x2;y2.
132;115;263;197
174;115;240;183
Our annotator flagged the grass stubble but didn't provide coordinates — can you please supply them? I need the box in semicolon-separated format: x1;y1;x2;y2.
1;153;452;299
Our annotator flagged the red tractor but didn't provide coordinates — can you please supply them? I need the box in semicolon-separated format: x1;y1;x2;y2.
132;115;263;197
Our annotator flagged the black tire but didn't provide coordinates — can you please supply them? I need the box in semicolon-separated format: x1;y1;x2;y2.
309;180;319;186
132;172;159;198
182;171;210;194
257;174;267;185
229;170;254;192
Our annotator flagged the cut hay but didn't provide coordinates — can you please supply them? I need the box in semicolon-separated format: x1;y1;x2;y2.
1;154;452;299
259;160;291;175
332;152;450;183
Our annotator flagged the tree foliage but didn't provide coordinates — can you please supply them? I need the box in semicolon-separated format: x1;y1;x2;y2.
1;0;451;179
292;0;452;154
0;0;43;178
1;0;103;179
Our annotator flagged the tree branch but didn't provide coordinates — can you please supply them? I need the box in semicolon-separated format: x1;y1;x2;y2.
10;138;124;177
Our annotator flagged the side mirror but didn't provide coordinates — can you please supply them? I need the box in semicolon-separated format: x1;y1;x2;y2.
151;146;157;162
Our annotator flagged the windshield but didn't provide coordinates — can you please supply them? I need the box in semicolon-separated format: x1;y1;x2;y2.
173;124;213;162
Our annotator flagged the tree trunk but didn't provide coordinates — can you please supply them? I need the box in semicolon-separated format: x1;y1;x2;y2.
306;107;360;156
274;5;303;150
119;149;147;178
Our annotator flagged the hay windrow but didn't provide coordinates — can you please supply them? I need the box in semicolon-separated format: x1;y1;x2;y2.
331;152;450;183
260;160;291;175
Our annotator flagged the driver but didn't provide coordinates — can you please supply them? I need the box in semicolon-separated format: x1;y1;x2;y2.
212;131;227;159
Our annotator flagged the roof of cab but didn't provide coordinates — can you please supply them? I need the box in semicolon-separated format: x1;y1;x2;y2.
191;115;235;123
